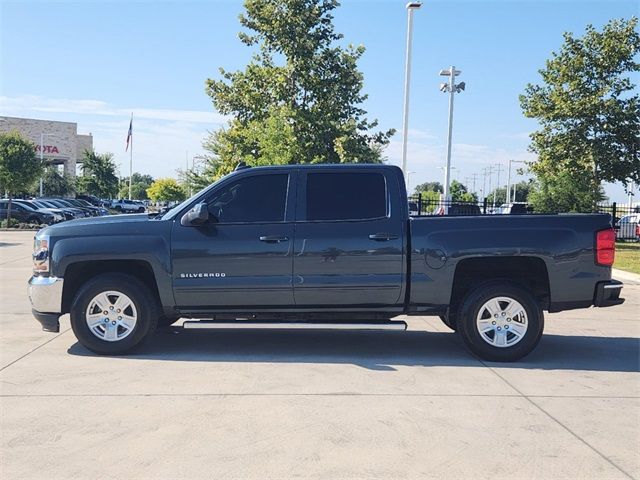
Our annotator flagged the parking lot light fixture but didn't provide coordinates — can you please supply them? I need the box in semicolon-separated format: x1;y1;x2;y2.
439;66;464;213
401;1;422;184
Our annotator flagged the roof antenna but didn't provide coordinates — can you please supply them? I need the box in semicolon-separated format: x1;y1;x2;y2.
234;161;250;171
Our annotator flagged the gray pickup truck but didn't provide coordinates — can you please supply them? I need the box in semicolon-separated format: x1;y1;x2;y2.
28;164;624;361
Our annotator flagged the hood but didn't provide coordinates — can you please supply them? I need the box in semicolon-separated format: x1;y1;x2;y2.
43;213;153;236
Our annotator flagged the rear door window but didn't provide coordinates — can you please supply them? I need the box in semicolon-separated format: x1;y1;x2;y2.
306;172;387;221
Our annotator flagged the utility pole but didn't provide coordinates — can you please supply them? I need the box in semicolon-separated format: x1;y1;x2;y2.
493;163;504;207
470;173;479;196
482;166;494;200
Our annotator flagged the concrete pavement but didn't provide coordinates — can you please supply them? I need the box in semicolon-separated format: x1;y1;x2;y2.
1;230;639;479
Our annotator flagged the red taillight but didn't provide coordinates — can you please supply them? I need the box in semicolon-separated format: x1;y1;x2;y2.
636;224;640;237
595;228;616;266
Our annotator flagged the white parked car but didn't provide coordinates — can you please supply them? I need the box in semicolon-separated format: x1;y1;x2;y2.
111;199;146;213
615;214;639;241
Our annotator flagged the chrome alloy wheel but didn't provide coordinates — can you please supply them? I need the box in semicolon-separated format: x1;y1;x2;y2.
85;291;138;342
476;296;528;348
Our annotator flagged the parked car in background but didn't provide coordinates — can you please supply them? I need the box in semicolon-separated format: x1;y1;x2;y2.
51;198;99;217
30;200;77;221
433;203;482;216
497;203;531;215
10;199;65;224
615;214;640;241
408;201;419;216
76;194;103;207
38;199;89;218
0;199;57;225
112;199;146;213
65;198;109;216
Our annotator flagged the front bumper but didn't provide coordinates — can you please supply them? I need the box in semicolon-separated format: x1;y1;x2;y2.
28;276;63;332
594;280;625;307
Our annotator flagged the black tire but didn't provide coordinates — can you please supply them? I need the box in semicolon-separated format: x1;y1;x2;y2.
138;207;145;213
26;216;39;224
70;273;160;355
157;315;181;328
439;313;457;332
115;206;122;211
457;282;544;362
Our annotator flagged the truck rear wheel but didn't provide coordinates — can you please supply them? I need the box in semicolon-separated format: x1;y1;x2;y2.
70;273;159;355
457;282;543;362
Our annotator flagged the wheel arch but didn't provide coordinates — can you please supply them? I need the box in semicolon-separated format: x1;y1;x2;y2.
62;260;161;314
450;256;550;313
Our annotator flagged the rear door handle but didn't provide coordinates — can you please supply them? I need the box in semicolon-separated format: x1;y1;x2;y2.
368;233;399;241
259;235;289;243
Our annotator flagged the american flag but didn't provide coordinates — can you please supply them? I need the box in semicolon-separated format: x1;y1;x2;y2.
125;115;132;151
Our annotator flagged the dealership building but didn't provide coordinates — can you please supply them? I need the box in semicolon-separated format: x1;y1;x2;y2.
0;116;93;178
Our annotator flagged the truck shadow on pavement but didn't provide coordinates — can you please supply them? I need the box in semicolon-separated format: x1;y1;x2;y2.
68;329;640;373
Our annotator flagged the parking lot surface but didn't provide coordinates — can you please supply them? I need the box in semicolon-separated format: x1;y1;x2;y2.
1;230;639;479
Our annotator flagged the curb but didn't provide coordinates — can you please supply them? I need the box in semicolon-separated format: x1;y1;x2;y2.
612;268;640;285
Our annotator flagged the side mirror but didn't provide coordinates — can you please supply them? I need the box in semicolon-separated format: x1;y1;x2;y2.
180;202;209;226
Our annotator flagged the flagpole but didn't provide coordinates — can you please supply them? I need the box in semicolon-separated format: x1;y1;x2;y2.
128;113;133;200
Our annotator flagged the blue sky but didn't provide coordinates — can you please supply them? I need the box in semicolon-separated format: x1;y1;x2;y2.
1;0;637;201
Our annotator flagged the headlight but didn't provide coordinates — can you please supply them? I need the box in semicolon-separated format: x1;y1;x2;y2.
33;233;50;274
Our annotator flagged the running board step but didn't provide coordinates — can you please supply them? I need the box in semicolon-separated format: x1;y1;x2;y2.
182;321;407;331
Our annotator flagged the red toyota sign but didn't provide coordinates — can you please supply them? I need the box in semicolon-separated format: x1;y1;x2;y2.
35;145;59;154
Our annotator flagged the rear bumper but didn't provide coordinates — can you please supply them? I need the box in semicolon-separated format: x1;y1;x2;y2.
594;280;625;307
28;276;63;333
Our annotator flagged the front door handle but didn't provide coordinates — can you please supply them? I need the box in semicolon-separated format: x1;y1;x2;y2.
368;233;399;241
259;235;289;243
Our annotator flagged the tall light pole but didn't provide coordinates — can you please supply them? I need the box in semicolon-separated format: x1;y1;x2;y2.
506;159;526;203
39;133;57;197
439;66;465;209
400;2;422;183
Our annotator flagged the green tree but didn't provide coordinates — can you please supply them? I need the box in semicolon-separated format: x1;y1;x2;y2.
0;132;42;222
118;173;154;200
488;180;536;205
528;171;606;213
33;166;75;197
200;0;395;180
449;180;477;202
76;151;119;198
414;181;443;194
146;178;187;203
520;17;640;211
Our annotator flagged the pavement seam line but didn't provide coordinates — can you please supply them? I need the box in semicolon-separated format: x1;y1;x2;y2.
0;327;71;373
0;393;639;398
0;255;31;266
481;361;635;480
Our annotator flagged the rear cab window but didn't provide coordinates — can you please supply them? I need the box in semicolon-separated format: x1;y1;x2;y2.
304;172;388;221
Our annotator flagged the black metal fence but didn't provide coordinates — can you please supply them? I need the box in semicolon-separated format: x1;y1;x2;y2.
407;194;640;240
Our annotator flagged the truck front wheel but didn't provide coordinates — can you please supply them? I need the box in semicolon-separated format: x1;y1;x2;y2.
70;273;159;355
457;282;543;362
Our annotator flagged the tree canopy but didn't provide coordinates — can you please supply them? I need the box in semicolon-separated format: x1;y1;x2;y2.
195;0;395;182
118;173;154;200
520;17;639;211
35;166;75;197
414;181;443;194
76;151;119;198
146;178;186;203
0;131;42;220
